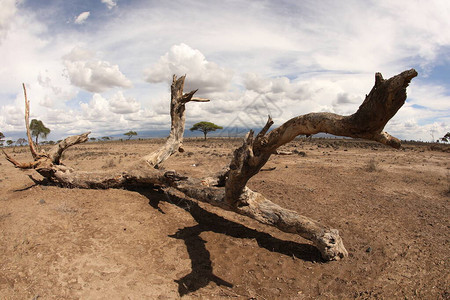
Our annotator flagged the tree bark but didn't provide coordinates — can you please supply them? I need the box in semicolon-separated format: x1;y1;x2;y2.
224;69;417;208
23;83;39;159
142;75;209;168
3;70;418;261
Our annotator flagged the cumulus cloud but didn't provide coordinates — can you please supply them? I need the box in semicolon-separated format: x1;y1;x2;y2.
386;118;448;142
80;93;111;122
80;92;141;126
332;92;363;115
63;47;132;93
101;0;117;9
144;44;233;94
1;1;449;142
0;0;17;42
244;73;310;101
1;104;24;127
74;11;90;24
109;91;140;114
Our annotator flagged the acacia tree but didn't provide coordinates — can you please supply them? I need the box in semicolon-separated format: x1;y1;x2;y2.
190;121;223;140
440;132;450;143
124;131;138;140
30;119;50;145
3;70;417;262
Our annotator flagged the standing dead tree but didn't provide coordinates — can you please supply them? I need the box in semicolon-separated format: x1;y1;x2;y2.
3;70;417;261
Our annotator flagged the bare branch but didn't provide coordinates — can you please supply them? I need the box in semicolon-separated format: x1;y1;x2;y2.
143;75;209;168
172;178;347;260
47;132;91;165
2;149;38;169
23;83;39;158
181;89;198;103
5;69;418;262
225;69;418;208
219;69;417;259
190;97;210;102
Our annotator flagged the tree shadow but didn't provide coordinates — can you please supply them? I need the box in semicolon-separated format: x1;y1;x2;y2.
13;175;48;191
135;188;322;296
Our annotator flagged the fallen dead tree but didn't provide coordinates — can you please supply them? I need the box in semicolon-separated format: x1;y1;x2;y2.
3;70;417;261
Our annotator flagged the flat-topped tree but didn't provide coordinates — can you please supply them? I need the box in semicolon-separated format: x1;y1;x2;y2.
3;70;417;261
124;131;137;140
190;121;223;140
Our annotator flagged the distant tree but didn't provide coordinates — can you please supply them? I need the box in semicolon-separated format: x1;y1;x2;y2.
190;121;223;140
0;132;4;147
440;132;450;143
16;138;27;146
30;119;50;145
89;137;97;142
6;140;14;147
101;136;111;141
124;131;137;140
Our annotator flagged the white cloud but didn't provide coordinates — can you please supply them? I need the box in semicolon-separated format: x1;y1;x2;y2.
244;73;311;101
144;43;233;95
1;104;24;127
80;93;117;123
0;0;449;142
74;11;90;25
408;82;450;111
0;0;17;41
101;0;117;9
63;47;132;93
109;91;140;114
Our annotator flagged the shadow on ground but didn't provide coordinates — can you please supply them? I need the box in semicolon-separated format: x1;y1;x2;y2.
135;188;321;296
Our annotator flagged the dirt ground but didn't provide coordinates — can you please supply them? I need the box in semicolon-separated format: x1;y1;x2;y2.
0;138;449;299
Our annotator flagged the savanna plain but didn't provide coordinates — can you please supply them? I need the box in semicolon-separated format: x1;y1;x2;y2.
0;138;449;299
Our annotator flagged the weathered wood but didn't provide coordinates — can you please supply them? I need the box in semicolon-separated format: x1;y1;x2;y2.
47;132;91;165
224;69;418;208
3;70;418;261
23;84;39;158
36;163;177;189
2;149;39;169
171;178;347;260
142;75;209;168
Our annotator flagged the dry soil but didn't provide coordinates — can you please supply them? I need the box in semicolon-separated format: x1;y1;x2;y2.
0;138;449;299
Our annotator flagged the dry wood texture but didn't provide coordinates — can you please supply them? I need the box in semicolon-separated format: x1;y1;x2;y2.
3;70;417;261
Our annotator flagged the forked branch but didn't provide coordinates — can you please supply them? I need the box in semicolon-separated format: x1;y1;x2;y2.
3;70;418;262
142;75;210;168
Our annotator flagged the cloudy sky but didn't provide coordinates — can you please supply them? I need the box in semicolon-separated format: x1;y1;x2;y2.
0;0;449;142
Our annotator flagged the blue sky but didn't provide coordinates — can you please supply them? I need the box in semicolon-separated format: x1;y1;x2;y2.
0;0;449;142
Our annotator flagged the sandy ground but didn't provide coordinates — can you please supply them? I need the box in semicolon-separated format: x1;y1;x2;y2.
0;138;449;299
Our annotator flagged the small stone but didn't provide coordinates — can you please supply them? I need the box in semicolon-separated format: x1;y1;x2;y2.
39;199;46;204
366;247;372;253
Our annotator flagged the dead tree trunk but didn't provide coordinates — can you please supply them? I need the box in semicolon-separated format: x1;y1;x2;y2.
142;75;209;168
3;69;418;261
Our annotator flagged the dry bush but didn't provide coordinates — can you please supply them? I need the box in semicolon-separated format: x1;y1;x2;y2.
366;158;379;172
